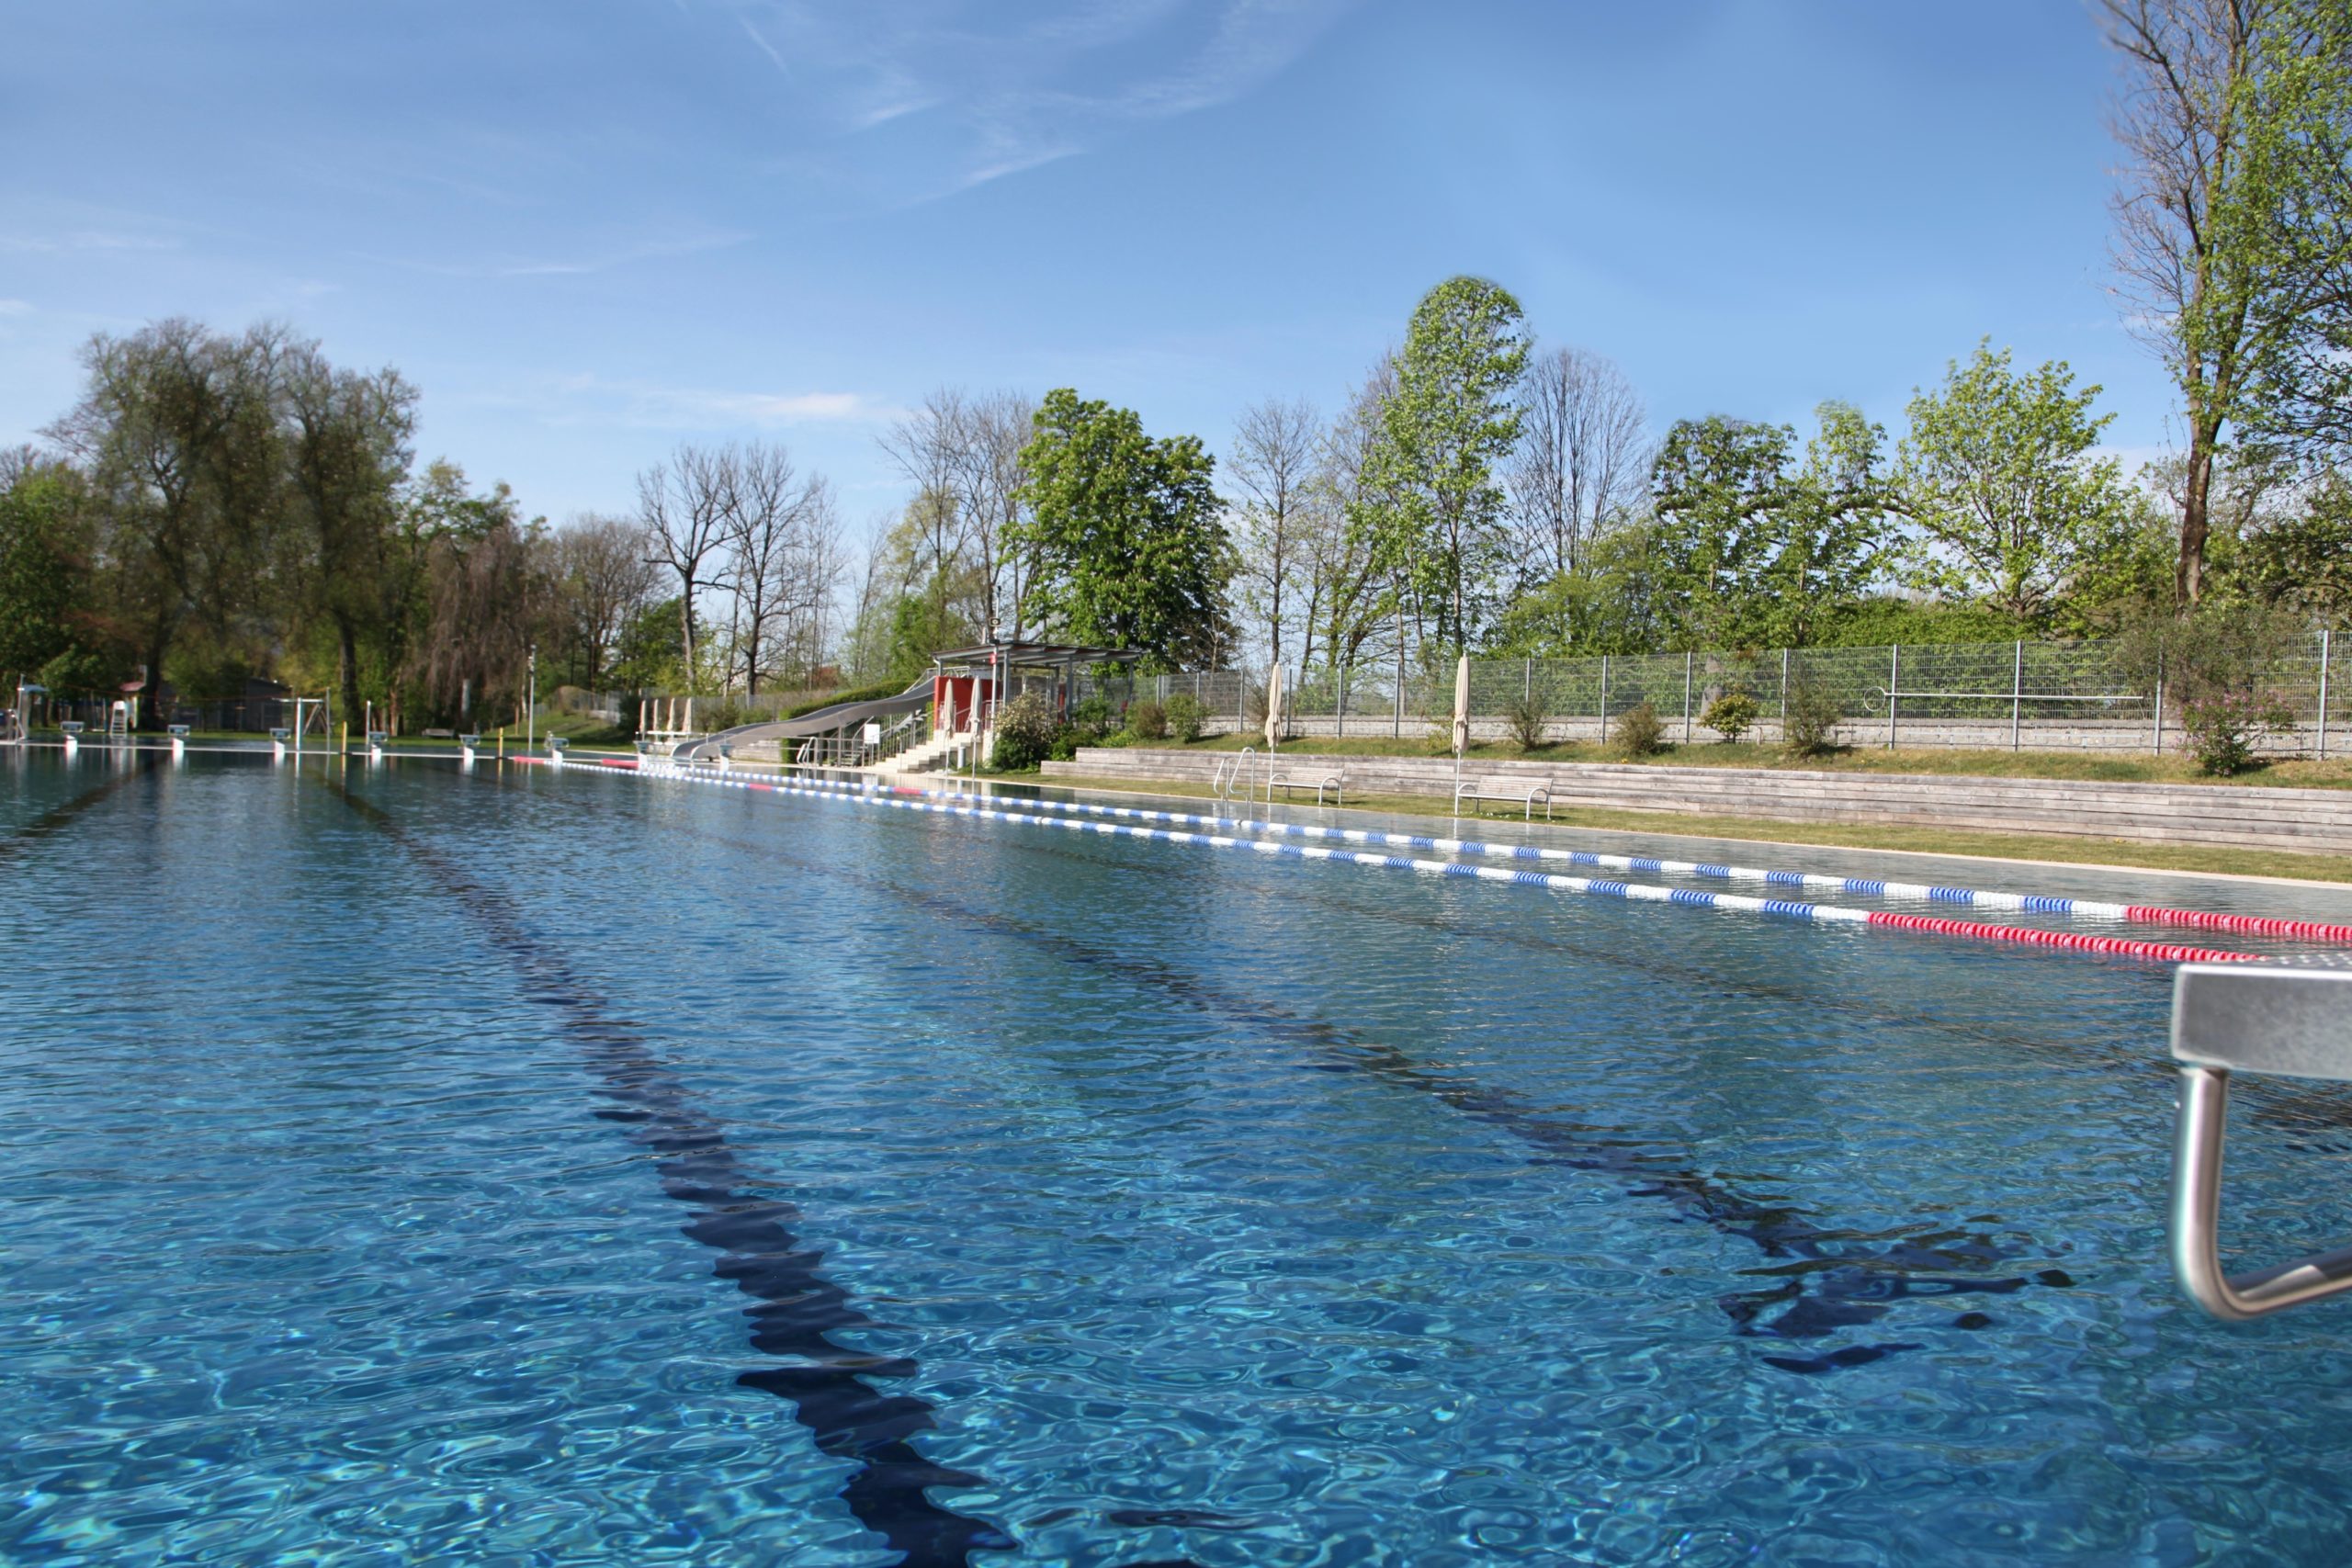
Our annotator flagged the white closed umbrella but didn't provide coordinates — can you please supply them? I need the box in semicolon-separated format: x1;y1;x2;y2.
1263;664;1283;752
1451;653;1470;818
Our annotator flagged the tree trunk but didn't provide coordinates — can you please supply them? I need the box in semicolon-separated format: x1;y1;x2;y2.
334;611;362;725
2177;421;2217;606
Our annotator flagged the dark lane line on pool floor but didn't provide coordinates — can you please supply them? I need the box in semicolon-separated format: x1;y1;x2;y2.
0;758;155;862
650;798;2064;1377
322;777;1018;1568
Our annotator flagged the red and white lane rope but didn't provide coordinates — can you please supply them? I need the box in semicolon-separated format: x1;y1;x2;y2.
530;756;2266;966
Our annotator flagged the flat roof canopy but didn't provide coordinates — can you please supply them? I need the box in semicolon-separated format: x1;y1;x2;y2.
929;640;1144;670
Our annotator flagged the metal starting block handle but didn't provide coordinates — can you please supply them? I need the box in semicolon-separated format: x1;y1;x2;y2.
2172;953;2352;1320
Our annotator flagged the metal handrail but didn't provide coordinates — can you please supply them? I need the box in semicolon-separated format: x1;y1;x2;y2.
2169;954;2352;1320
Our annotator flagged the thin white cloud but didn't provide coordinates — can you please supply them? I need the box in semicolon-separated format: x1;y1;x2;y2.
540;373;907;430
722;0;1353;202
0;299;32;316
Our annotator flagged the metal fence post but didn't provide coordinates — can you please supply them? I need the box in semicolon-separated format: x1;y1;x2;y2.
2011;638;2023;751
1888;643;1900;750
2319;629;2332;761
1337;663;1346;739
2153;648;2165;756
1683;650;1694;743
1599;654;1611;744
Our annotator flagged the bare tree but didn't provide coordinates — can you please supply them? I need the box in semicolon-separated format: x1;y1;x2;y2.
953;389;1037;639
636;445;732;686
879;389;969;620
1229;396;1319;671
556;513;659;690
1508;345;1651;582
719;442;835;694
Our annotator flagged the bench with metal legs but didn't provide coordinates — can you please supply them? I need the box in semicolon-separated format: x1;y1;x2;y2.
1453;780;1552;821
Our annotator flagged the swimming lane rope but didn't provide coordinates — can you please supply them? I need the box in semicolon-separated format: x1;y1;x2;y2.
531;757;2264;965
845;780;2352;948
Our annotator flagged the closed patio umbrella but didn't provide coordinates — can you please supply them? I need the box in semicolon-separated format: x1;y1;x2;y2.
1264;664;1283;752
1452;653;1470;756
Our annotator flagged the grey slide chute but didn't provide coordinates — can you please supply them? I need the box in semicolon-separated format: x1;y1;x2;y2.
670;675;932;761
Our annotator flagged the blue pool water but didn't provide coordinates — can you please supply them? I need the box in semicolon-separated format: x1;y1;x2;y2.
8;750;2352;1565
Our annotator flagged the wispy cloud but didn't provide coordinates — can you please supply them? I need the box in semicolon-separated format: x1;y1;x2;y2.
0;299;32;317
727;0;1352;202
534;373;907;430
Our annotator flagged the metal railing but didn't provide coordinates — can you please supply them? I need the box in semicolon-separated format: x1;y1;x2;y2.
2169;953;2352;1320
1076;629;2349;756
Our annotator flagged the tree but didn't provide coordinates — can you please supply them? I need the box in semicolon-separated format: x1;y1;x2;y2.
1509;345;1651;581
2223;2;2352;468
1228;395;1318;670
636;446;731;689
1363;276;1529;651
1012;389;1236;669
2099;0;2352;601
2237;467;2352;619
553;513;659;690
281;341;418;721
718;442;835;695
1894;343;2137;626
0;459;96;684
1310;356;1402;679
1649;405;1896;648
47;320;288;725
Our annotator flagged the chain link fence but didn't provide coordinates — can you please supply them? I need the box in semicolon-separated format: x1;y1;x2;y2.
1081;631;2350;757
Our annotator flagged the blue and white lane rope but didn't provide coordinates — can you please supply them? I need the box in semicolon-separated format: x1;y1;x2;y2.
691;772;2352;948
539;757;2261;964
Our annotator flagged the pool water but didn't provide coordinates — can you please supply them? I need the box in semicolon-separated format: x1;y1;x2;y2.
7;751;2352;1565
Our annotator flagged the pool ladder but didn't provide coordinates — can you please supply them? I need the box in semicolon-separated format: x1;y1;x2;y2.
1212;747;1261;809
2169;953;2352;1319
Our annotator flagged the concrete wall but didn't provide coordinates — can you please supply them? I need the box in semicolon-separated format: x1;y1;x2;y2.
1042;747;2352;856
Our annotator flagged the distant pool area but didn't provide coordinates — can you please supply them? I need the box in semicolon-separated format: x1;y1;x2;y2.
10;750;2352;1564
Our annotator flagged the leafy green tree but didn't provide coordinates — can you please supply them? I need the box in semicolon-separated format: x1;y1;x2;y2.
1485;519;1668;656
1648;404;1895;648
1011;389;1236;669
282;342;418;722
47;320;288;725
2100;0;2352;600
1894;343;2138;627
1363;276;1529;651
2237;468;2352;619
0;460;96;684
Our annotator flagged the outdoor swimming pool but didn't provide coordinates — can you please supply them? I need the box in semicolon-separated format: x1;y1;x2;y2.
8;750;2352;1564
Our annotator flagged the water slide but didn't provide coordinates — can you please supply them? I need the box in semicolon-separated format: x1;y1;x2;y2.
669;675;933;761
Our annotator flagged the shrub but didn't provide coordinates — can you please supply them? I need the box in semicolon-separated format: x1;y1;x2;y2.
1165;693;1206;742
1781;674;1843;757
989;691;1060;771
1502;688;1550;750
2180;691;2294;776
1611;701;1666;759
1046;730;1082;763
1701;691;1760;743
1128;699;1168;740
1069;695;1115;740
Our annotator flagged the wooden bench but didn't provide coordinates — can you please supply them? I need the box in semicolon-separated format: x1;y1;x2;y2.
1270;767;1344;807
1455;778;1553;820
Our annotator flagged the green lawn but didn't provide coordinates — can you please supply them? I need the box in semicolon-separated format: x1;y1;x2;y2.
1112;732;2352;790
1038;771;2352;886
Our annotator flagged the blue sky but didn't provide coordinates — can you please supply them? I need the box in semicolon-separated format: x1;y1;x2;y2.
3;1;2162;530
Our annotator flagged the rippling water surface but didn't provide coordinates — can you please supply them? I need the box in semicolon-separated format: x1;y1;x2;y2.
8;750;2352;1565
